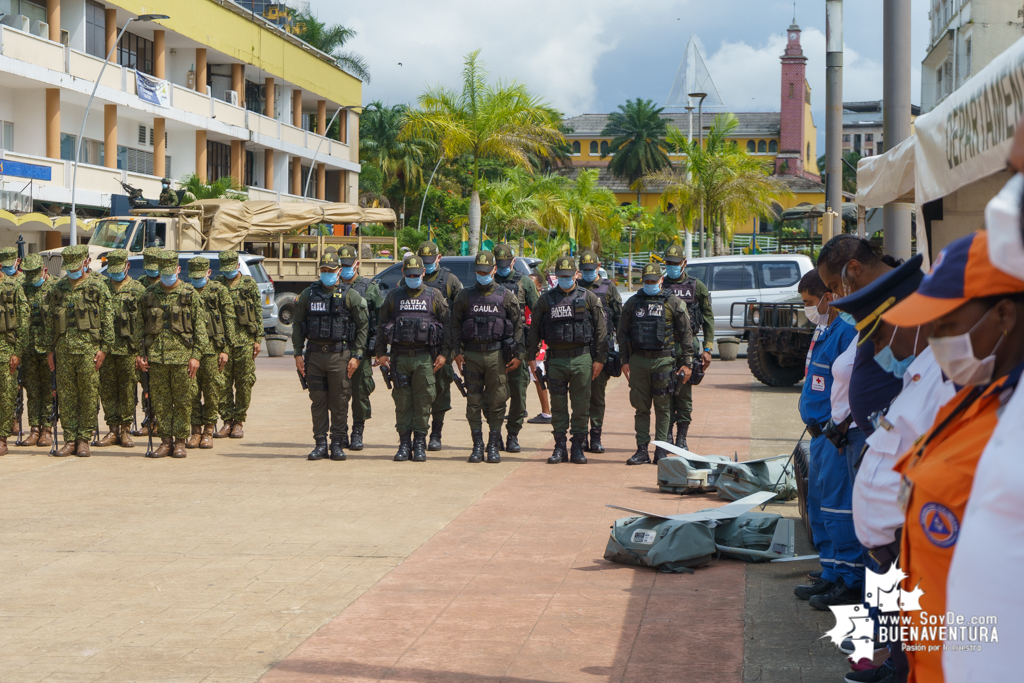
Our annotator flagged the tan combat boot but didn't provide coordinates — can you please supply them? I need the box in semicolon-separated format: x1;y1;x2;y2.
54;440;76;457
214;421;233;438
97;425;120;447
119;424;134;448
150;437;172;458
229;422;244;439
0;436;7;455
185;425;202;449
199;425;214;449
171;438;188;458
76;440;91;457
37;426;53;447
20;426;40;447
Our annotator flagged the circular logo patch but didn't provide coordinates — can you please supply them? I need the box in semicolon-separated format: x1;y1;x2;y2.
920;502;959;548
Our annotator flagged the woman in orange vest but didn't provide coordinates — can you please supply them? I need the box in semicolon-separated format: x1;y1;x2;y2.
881;230;1024;682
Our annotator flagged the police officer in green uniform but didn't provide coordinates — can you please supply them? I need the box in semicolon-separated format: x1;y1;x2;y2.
450;251;524;464
293;248;369;461
0;254;28;455
417;241;462;450
492;244;538;453
185;256;236;449
138;251;208;458
19;253;55;447
97;249;145;448
142;247;163;287
0;247;24;285
336;245;382;451
527;255;607;464
46;245;114;457
576;249;621;454
662;244;714;449
621;263;694;465
159;178;179;207
215;249;264;439
376;255;449;462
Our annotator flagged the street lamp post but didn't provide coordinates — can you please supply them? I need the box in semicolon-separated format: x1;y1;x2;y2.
302;105;360;200
683;103;695;260
69;14;169;246
688;92;707;257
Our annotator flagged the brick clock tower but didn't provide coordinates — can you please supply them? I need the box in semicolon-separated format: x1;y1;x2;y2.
777;22;810;178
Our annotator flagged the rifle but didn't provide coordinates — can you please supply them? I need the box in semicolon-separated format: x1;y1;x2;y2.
49;369;59;456
534;362;548;392
451;368;468;398
91;414;100;446
14;365;23;446
131;381;139;434
140;370;154;456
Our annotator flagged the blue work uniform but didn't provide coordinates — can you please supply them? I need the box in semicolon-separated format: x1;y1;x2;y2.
799;317;857;585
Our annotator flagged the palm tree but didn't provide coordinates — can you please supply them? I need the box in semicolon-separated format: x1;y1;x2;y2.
559;169;619;252
601;98;672;205
359;101;432;221
179;173;248;202
295;11;370;83
402;50;565;255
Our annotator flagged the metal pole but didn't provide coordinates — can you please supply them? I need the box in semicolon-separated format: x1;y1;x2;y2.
684;103;694;260
303;106;348;199
825;0;843;243
417;155;444;232
697;96;706;257
883;0;913;259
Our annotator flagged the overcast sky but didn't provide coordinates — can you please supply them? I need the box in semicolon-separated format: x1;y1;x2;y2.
313;0;931;146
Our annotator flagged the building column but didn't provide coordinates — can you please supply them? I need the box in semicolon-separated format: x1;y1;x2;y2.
291;156;301;196
45;89;60;159
292;89;302;128
231;64;244;108
153;118;165;178
195;48;207;93
339;170;348;203
105;8;117;56
46;0;60;43
195;131;207;182
231;140;243;185
264;77;275;118
153;30;165;79
264;149;274;190
339;109;347;143
316;163;325;200
317;100;326;136
104;105;117;169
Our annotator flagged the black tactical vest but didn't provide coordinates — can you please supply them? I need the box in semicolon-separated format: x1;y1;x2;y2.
301;282;356;343
423;266;454;303
541;287;593;346
630;293;670;350
385;286;444;347
462;287;514;344
496;269;524;308
665;278;702;337
588;279;615;335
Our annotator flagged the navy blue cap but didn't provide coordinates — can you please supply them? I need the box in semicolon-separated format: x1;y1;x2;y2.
831;253;925;344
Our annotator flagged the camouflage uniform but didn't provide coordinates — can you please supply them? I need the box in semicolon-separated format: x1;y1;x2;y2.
158;179;179;207
45;245;114;457
0;247;24;286
335;245;382;450
19;254;55;447
417;241;462;451
96;250;145;448
142;247;162;288
186;256;236;448
215;249;264;438
140;251;208;458
0;259;29;454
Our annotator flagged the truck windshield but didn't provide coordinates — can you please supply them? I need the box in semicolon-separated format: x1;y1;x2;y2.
89;220;135;249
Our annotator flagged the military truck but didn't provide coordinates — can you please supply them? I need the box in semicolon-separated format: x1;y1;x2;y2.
730;298;814;387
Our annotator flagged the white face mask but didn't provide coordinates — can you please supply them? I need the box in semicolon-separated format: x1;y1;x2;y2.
985;173;1024;280
928;308;1005;386
804;295;831;327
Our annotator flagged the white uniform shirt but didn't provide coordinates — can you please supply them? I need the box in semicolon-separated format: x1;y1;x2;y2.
852;347;956;549
830;337;857;423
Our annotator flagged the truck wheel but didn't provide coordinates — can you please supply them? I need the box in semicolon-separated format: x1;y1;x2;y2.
274;292;299;337
793;440;813;543
747;334;803;387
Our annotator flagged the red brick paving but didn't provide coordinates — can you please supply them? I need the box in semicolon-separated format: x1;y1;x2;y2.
262;361;756;682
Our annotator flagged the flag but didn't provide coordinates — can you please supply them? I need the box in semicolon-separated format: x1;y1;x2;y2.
482;231;493;252
428;223;436;243
460;227;469;256
742;237;762;255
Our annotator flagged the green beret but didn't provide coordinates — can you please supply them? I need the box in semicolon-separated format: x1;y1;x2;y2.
218;249;239;269
22;253;43;273
62;245;88;271
188;256;210;276
143;247;162;268
158;250;179;275
0;247;18;267
105;249;129;273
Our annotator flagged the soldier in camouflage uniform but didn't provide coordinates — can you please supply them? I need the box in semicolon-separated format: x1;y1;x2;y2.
185;256;234;449
336;245;382;451
576;249;622;454
492;244;539;453
417;241;462;451
138;251;208;458
0;247;24;286
215;249;263;439
142;247;162;288
18;253;55;447
0;254;29;455
96;250;145;448
46;245;114;457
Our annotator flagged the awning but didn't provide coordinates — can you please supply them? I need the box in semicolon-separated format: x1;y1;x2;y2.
780;202;859;222
856;136;916;207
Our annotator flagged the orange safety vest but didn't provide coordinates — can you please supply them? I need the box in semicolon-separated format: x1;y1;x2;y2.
894;374;1014;683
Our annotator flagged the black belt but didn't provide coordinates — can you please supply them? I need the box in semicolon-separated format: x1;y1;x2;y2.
868;527;903;567
306;342;347;353
547;346;590;359
632;348;673;358
807;423;824;438
392;347;431;357
464;342;502;353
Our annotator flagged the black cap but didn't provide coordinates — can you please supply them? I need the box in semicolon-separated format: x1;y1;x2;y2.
578;249;600;270
831;254;925;345
417;241;440;264
554;256;577;277
403;255;425;276
641;263;663;283
474;251;496;272
493;244;515;266
664;244;686;264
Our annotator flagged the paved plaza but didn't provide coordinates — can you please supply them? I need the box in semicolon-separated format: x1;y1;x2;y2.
0;356;847;682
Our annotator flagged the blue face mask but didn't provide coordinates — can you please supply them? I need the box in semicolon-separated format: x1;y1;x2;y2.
557;276;575;291
476;273;494;286
838;311;856;326
67;268;85;280
581;269;598;282
32;276;45;287
319;271;339;287
405;275;423;289
497;266;512;277
874;326;918;378
643;282;661;296
160;273;178;286
145;268;159;278
190;277;208;288
424;261;438;274
341;266;356;280
108;270;126;282
1;265;17;276
222;269;238;280
666;265;683;279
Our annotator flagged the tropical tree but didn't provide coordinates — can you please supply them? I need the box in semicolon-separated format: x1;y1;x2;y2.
402;50;565;255
295;11;371;83
179;173;248;202
359;101;432;220
601;98;673;205
557;169;619;252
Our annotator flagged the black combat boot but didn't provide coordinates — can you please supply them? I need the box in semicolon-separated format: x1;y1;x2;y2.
486;430;502;463
809;578;862;611
349;422;364;451
569;433;588;464
394;431;412;462
794;577;835;601
653;445;669;464
329;438;347;461
337;427;349;449
468;431;485;463
427;420;443;451
412;432;428;462
580;431;590;452
547;432;568;464
626;443;651;465
589;428;605;453
307;437;328;461
504;431;521;453
675;422;690;450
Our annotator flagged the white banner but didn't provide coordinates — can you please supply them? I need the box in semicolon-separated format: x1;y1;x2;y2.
136;71;170;108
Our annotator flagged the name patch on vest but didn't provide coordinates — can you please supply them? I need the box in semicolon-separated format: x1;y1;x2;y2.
550;303;574;319
399;298;429;312
309;300;328;313
643;303;663;318
471;303;501;315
